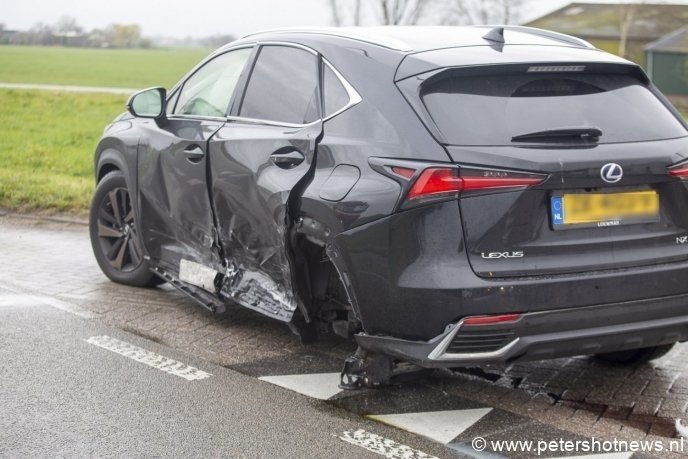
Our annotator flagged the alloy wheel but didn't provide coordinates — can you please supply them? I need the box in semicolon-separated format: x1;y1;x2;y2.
96;187;144;272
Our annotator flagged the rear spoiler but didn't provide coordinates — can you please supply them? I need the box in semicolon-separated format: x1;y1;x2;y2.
394;45;644;82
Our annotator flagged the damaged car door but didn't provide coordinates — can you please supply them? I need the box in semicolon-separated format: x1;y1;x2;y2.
208;44;323;322
137;47;254;300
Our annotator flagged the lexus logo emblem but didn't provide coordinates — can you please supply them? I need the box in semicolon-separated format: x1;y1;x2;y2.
600;163;623;183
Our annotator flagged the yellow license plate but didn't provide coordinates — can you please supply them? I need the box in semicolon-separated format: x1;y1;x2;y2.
551;191;659;227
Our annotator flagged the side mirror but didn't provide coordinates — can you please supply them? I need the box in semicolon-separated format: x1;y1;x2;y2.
127;87;167;120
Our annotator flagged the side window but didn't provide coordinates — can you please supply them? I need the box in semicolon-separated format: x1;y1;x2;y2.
175;47;252;117
240;46;319;124
324;64;350;117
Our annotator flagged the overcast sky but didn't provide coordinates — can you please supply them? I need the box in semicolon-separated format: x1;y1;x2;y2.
3;0;688;39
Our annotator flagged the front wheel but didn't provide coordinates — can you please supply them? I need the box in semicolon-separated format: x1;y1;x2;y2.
89;170;162;287
594;343;675;364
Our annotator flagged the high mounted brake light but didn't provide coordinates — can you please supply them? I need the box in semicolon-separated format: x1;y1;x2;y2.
527;65;586;73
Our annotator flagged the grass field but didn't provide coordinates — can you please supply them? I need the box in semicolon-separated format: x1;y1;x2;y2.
0;45;211;89
0;88;126;213
0;45;213;215
0;45;687;215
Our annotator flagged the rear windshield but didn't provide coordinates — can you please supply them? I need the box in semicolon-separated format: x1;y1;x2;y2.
421;72;687;146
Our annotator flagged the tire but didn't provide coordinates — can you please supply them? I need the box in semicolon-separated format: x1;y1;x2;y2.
89;170;162;288
594;343;676;364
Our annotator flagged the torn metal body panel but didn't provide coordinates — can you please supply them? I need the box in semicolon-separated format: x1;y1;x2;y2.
208;121;323;322
219;261;295;321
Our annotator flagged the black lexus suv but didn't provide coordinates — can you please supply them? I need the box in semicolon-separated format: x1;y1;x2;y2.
90;26;688;384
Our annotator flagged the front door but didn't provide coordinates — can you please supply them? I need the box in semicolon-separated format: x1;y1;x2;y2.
137;47;254;279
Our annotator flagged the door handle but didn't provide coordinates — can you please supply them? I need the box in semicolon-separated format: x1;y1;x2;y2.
271;148;305;169
184;145;205;163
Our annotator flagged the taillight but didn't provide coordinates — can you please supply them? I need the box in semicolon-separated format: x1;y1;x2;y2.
463;313;521;326
403;166;545;203
669;166;688;180
407;168;463;200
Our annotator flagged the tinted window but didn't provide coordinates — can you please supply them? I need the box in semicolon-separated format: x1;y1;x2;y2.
240;46;319;124
175;48;252;117
324;64;350;117
421;72;687;145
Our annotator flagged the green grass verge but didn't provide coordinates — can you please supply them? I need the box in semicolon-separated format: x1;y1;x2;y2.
0;45;212;89
0;89;127;213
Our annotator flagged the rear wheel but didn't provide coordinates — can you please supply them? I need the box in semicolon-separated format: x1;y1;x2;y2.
89;171;162;287
594;343;675;364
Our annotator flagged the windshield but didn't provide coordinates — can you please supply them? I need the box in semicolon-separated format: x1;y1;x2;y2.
421;71;687;146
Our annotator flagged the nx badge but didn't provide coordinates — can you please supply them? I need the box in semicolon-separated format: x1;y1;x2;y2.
481;251;525;259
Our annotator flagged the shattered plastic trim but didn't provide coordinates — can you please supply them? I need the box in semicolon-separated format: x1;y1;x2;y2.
219;261;295;322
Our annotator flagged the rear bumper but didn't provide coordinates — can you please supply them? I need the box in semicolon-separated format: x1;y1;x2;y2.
355;292;688;368
332;200;688;341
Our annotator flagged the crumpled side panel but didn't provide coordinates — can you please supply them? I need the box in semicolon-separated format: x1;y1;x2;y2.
220;260;295;322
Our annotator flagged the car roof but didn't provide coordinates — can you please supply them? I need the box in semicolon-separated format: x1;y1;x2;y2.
240;26;595;53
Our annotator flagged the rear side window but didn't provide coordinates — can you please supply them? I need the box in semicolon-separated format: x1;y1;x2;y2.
175;48;252;118
421;71;687;145
240;46;319;124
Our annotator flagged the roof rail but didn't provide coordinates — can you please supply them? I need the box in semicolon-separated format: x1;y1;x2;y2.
241;27;413;51
242;26;596;53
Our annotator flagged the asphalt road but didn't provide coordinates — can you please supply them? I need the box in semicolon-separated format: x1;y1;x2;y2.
0;290;449;458
2;216;687;458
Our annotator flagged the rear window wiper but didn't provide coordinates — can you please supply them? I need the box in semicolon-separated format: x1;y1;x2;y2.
511;126;603;142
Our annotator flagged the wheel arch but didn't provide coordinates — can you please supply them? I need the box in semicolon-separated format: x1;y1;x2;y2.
93;140;140;224
94;138;134;184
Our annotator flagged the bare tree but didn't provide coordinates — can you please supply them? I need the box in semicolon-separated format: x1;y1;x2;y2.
55;16;83;35
325;0;522;26
377;0;432;25
618;2;644;58
329;0;363;26
441;0;524;25
326;0;436;26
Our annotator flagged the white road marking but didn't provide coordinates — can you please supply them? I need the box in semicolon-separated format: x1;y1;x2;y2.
0;293;94;319
259;372;343;400
340;429;439;459
677;419;688;439
369;408;492;445
85;335;212;381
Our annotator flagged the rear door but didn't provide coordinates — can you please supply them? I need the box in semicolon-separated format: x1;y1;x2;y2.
410;64;688;277
208;44;323;320
137;47;254;277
